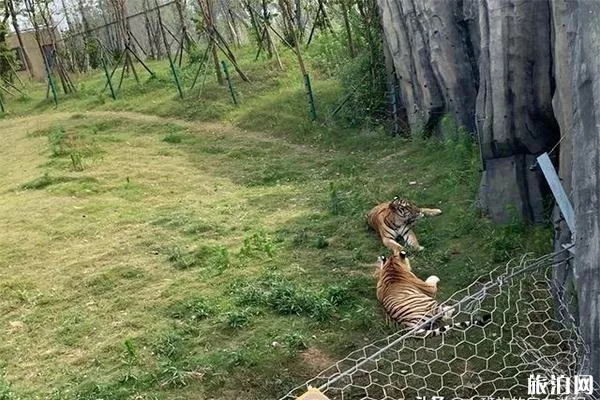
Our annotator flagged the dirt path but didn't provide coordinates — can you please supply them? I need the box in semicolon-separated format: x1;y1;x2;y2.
0;110;313;154
0;110;221;132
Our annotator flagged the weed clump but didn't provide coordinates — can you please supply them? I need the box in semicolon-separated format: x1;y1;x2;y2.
230;275;360;322
224;309;253;328
162;132;183;144
239;230;275;259
167;245;229;273
166;297;214;321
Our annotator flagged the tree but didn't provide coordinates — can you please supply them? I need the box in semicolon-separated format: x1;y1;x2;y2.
23;0;76;95
4;0;33;78
0;3;15;82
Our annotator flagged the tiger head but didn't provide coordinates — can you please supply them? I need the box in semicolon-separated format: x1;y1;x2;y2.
379;249;412;272
389;197;423;225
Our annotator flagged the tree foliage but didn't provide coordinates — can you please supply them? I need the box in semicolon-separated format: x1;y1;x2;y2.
0;4;16;82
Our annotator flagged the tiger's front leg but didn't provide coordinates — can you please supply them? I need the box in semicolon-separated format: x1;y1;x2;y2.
382;236;405;255
419;207;442;217
403;229;425;251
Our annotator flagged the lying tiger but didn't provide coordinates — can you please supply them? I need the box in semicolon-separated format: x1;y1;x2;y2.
367;197;442;252
376;250;490;336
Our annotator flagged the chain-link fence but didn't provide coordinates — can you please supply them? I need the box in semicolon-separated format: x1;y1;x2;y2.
280;249;598;400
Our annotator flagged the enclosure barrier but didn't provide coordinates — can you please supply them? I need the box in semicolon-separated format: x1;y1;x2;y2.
280;249;599;400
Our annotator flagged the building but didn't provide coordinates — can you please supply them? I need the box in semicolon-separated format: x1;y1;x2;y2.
6;27;60;81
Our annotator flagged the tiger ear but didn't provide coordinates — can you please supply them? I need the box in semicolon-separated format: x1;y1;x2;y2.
398;250;407;260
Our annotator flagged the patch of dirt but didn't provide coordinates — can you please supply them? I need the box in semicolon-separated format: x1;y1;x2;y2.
8;320;24;332
301;347;335;372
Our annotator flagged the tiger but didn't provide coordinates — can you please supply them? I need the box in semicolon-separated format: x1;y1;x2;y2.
376;250;490;336
366;197;442;253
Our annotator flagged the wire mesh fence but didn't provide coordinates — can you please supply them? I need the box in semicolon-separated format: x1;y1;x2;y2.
280;249;599;400
59;1;196;62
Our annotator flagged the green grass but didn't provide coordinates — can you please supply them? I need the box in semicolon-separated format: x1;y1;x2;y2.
0;44;552;400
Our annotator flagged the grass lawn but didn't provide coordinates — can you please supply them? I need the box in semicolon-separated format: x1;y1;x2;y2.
0;46;552;399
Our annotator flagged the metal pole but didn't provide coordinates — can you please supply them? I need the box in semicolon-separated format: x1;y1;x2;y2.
155;0;183;99
221;61;238;106
303;74;316;121
98;39;117;100
44;55;59;108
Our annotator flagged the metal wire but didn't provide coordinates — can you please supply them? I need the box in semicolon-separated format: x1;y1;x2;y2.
279;248;596;400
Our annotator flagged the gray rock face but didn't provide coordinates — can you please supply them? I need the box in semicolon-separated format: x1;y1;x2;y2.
379;0;560;223
378;0;479;134
551;0;600;382
379;0;600;383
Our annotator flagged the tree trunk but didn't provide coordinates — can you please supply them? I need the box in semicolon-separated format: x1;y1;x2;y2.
198;0;224;85
261;0;272;57
143;0;157;59
175;0;192;51
6;0;33;78
245;1;262;46
339;0;356;58
77;0;91;71
59;0;79;72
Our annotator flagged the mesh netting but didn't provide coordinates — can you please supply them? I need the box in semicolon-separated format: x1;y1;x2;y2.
280;249;598;400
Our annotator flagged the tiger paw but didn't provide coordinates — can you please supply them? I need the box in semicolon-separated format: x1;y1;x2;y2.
415;245;425;251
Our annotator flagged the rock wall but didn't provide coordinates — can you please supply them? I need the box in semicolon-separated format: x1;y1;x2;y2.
551;0;600;383
379;0;560;223
379;0;600;384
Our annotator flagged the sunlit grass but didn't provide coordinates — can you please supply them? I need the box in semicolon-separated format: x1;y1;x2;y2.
0;46;551;400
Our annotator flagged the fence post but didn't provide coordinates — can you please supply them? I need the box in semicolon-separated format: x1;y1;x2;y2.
222;60;238;106
168;55;184;100
43;56;58;108
101;51;117;100
303;73;317;121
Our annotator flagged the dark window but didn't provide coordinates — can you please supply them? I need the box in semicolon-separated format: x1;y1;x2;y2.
12;47;26;71
41;44;55;68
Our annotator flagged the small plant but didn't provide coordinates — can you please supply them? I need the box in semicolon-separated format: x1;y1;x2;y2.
70;152;84;171
314;235;329;249
20;173;53;190
224;309;252;328
329;182;343;215
309;297;335;322
162;132;183;144
268;281;308;315
232;284;269;307
120;339;138;383
158;362;204;388
20;173;73;190
162;124;186;144
152;332;184;360
167;297;214;321
167;245;229;272
267;280;334;320
239;230;275;259
0;372;18;400
325;285;353;307
282;332;308;351
47;127;67;157
203;246;230;275
167;246;196;270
